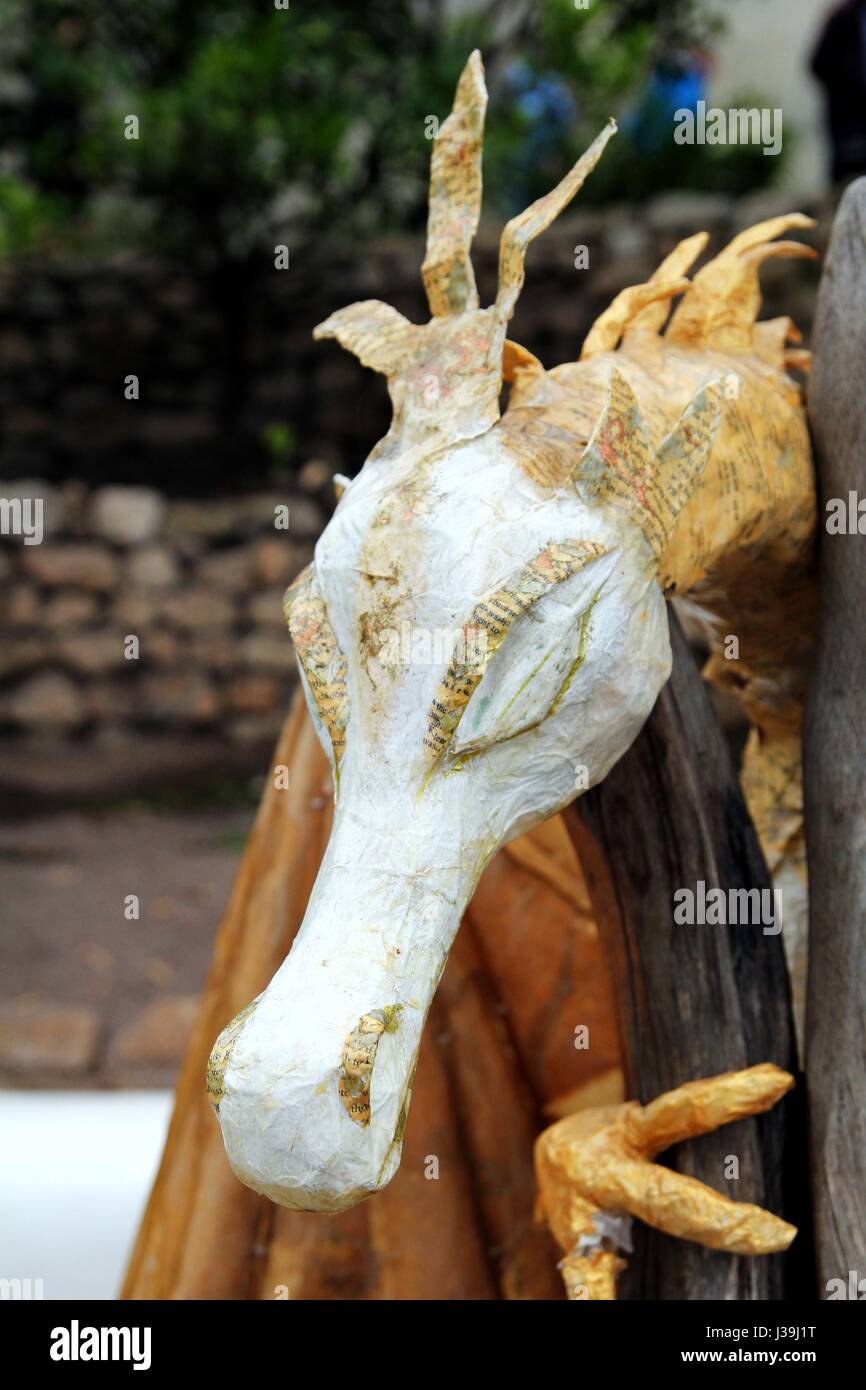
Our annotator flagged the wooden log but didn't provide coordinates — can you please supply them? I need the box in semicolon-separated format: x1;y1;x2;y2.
255;1003;500;1301
469;820;621;1110
804;176;866;1292
122;698;334;1298
436;923;564;1299
562;611;809;1300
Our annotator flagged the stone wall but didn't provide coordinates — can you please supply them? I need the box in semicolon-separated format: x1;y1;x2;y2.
0;478;329;763
0;189;827;794
0;190;826;493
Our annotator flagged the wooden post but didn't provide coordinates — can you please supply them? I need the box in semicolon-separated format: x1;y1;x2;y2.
804;176;866;1293
562;612;810;1299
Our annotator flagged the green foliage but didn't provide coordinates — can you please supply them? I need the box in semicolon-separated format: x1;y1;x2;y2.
0;173;64;257
260;421;296;478
0;0;774;264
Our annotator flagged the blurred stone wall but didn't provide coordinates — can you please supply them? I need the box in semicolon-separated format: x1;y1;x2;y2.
0;478;329;758
0;190;826;785
0;190;826;493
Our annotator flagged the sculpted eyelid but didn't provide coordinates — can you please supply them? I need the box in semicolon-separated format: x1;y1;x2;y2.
421;540;606;766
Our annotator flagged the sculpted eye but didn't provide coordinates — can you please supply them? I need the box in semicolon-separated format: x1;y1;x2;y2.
284;565;349;771
452;576;607;755
422;541;608;766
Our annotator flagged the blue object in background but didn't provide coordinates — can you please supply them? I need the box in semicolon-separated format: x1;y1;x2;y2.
504;60;578;211
624;56;708;156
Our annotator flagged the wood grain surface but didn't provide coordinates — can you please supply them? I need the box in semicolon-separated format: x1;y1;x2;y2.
804;176;866;1292
563;611;810;1299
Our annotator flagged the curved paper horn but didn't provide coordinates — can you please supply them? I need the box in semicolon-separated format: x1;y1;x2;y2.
495;118;617;325
422;50;488;318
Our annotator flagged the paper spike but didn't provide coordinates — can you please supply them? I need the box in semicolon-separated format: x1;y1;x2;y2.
581;278;690;359
422;50;488;318
496;119;617;324
576;368;724;565
624;231;709;338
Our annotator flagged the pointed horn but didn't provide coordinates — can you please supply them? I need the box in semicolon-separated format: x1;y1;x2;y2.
586;232;711;356
785;347;812;373
630;1064;795;1158
717;211;815;258
422;50;488;318
666;214;816;348
495;118;617;324
624;231;709;339
590;1154;796;1256
753;315;801;370
691;241;815;353
581;278;691;359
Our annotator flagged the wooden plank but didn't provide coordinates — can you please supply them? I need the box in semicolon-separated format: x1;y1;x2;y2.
469;825;621;1109
563;611;809;1299
804;176;866;1292
436;922;565;1299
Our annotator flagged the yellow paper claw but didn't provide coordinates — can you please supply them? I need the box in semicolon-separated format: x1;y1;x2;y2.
535;1063;796;1300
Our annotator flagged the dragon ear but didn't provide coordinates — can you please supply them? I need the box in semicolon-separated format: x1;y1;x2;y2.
575;368;725;567
495;119;617;326
422;50;487;318
653;377;726;545
313;300;422;377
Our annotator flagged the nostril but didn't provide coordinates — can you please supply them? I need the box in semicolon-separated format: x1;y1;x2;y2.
206;997;260;1111
339;1005;403;1126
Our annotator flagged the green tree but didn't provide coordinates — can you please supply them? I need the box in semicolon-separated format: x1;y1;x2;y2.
3;0;757;431
1;0;734;263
